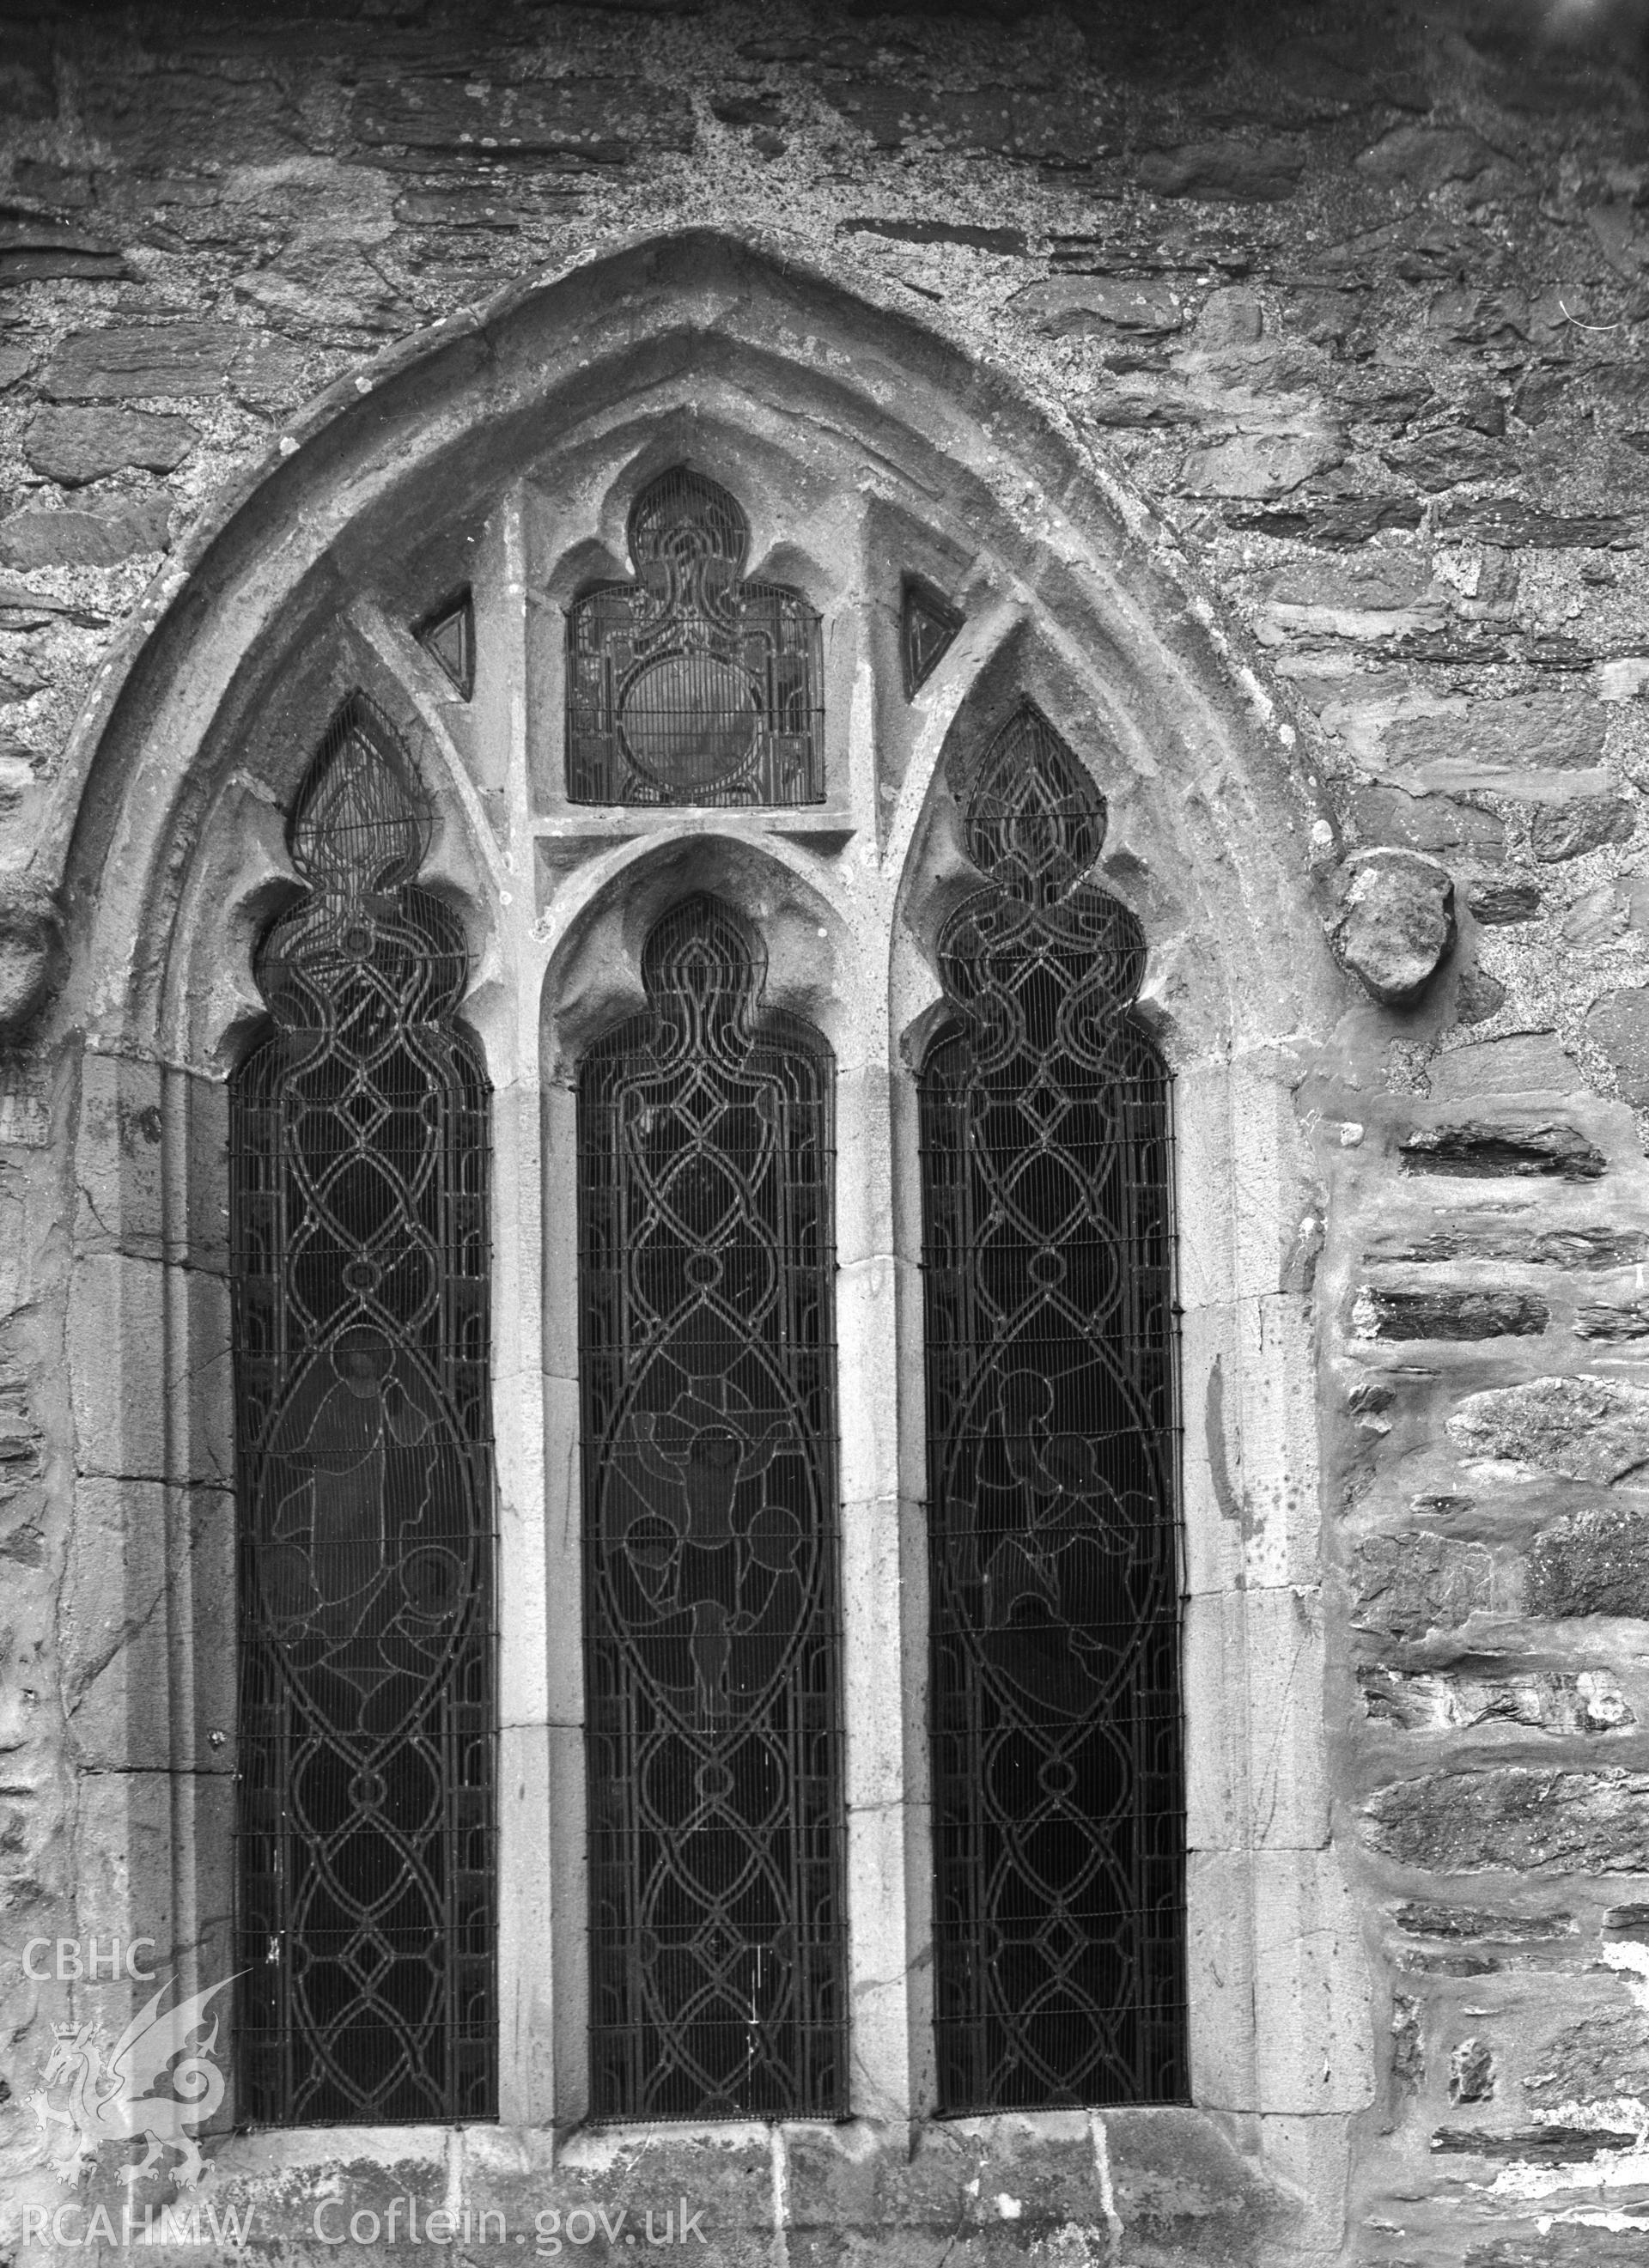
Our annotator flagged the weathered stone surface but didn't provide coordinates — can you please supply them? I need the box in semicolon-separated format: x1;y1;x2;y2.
1354;1287;1549;1340
1194;286;1263;345
1600;657;1649;702
1333;364;1436;428
1467;875;1542;923
1103;2107;1275;2260
1462;965;1507;1025
40;322;263;401
1528;1503;1649;1617
1183;432;1343;496
1429;286;1530;345
1530;796;1635;861
85;67;301;166
1364;1766;1649;1871
1136;136;1305;202
11;155;91;205
1469;2231;1649;2266
1434;2125;1634;2161
1274;556;1440;613
1575;1299;1649;1340
1395;1903;1573;1941
1380;692;1606;793
0;342;33;390
1352;1531;1498;1639
839;216;1027;252
0;224;129;287
1225;495;1426;544
1451;2039;1495;2104
1082;381;1201;429
350;76;694;158
0;876;62;1039
1521;2010;1649;2106
23;404;195;486
1399;1121;1605;1177
1564;879;1633;945
0;497;169;569
1352;787;1505;860
1332;848;1454;1005
1448;1377;1649;1484
1010;276;1184;337
820;82;1115;162
1356;123;1494;191
234;243;414;337
1275;29;1427;111
1361;1664;1630;1734
1391;1991;1423;2091
1439;497;1640;549
1383;428;1504;490
0;652;45;706
1586;988;1649;1104
1533;1227;1649;1268
1429;1034;1579;1098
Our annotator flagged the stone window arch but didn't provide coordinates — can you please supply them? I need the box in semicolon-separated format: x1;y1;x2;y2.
49;234;1368;2258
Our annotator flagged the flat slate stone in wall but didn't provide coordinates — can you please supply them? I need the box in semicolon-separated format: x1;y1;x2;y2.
1448;1377;1649;1483
0;498;169;569
1526;1503;1649;1617
23;405;195;485
1376;691;1608;795
1365;1767;1649;1872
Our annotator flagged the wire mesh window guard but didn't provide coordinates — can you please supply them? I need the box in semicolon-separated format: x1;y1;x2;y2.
919;705;1186;2113
577;897;845;2120
566;469;824;808
230;695;496;2125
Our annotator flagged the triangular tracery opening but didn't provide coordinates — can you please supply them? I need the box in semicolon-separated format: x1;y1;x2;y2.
901;577;963;696
416;591;475;701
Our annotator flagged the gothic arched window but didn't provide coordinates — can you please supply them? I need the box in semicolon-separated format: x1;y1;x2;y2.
920;707;1185;2113
576;897;844;2120
566;469;824;808
230;697;496;2125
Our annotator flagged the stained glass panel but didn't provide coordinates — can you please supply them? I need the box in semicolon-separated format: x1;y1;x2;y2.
577;897;845;2119
920;706;1186;2112
230;696;496;2125
567;470;824;807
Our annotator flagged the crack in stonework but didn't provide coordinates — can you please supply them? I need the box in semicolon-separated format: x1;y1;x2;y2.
1089;2110;1123;2268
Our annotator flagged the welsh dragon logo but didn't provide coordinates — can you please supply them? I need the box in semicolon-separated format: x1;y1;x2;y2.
29;1974;233;2188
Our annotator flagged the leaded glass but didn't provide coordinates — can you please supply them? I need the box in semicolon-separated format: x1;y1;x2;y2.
578;897;844;2119
230;696;496;2125
566;469;824;807
920;705;1186;2113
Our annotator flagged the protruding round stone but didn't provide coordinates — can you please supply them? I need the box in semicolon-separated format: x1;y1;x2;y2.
1331;848;1456;1006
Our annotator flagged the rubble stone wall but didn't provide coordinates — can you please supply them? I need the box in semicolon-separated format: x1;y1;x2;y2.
4;3;1649;2264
